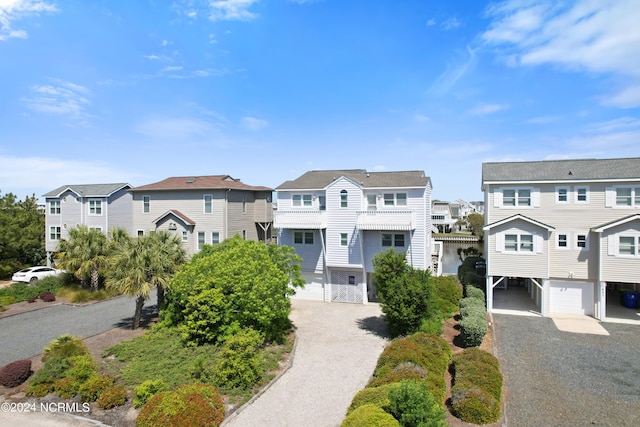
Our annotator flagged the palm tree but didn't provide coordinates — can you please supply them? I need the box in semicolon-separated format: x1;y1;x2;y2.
146;231;186;310
56;226;110;291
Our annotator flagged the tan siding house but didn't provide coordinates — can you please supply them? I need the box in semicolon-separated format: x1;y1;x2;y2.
130;175;273;256
483;158;640;320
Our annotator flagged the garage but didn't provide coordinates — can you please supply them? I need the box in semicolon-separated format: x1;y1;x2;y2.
549;281;594;315
292;272;325;301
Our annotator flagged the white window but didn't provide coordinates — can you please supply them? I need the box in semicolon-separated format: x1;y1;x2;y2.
556;187;569;204
367;194;377;210
614;187;640;207
49;200;60;215
88;200;102;215
340;233;348;246
505;234;518;251
204;194;212;214
49;226;61;240
182;231;188;242
502;233;535;253
292;194;313;207
383;194;394;206
318;196;326;211
575;234;588;250
137;230;144;237
198;232;205;250
396;193;407;206
557;233;569;249
383;193;407;207
520;235;533;252
619;236;637;256
382;233;393;247
294;231;314;245
382;233;405;247
574;186;589;203
211;232;220;245
498;187;537;208
394;234;405;247
340;190;348;208
143;196;150;213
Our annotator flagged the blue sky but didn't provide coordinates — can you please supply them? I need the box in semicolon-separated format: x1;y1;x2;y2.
1;0;639;203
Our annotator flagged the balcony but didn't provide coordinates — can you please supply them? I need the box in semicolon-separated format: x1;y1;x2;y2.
356;210;415;231
274;210;327;229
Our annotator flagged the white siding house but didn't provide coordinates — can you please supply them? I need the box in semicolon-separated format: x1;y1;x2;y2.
275;169;435;303
129;175;273;256
43;183;133;264
482;158;640;320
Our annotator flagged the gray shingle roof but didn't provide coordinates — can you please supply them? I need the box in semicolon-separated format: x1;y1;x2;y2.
276;169;431;190
482;158;640;183
43;183;131;198
130;175;272;192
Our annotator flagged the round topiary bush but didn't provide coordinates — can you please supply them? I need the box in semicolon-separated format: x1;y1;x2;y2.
134;379;167;408
97;384;128;409
79;375;114;402
39;291;56;302
451;386;500;425
347;384;395;415
0;359;32;388
341;404;400;427
136;383;225;427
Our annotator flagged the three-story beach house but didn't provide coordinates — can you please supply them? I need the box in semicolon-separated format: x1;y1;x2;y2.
275;169;436;303
482;158;640;320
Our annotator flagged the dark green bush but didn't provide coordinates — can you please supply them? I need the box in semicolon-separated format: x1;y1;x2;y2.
97;384;128;409
368;362;428;388
0;276;63;303
136;383;225;427
450;386;500;425
0;359;32;388
341;404;400;427
79;375;114;402
459;314;487;347
213;328;264;391
453;349;502;401
28;357;71;387
432;275;463;307
347;384;394;415
457;256;485;291
134;379;167;408
388;380;447;427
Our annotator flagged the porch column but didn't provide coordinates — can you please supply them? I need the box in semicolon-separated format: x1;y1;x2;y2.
541;279;549;317
596;281;606;320
486;275;493;312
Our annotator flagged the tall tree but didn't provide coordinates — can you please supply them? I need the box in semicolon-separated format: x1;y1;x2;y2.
466;213;485;239
0;192;45;276
146;231;186;310
56;226;110;291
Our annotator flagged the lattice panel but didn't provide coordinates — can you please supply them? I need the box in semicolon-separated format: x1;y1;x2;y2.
330;271;363;303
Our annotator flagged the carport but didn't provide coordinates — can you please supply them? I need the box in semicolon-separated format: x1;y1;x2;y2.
489;276;543;316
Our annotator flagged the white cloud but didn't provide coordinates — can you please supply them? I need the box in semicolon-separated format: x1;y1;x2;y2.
468;103;508;116
426;18;436;27
482;0;640;108
414;114;430;123
22;80;91;123
441;17;461;30
209;0;259;22
428;45;477;96
135;117;221;140
0;0;58;41
242;116;268;131
522;115;561;125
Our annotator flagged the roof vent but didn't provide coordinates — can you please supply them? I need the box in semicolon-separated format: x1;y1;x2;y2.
568;170;573;175
186;178;195;184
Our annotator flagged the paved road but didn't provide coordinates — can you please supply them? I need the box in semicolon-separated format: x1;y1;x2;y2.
493;314;640;427
0;290;157;366
224;299;391;427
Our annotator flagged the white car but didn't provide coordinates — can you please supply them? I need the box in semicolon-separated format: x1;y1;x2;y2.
12;266;62;284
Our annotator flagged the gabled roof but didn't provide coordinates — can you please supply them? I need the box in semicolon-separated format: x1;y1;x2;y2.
482;157;640;186
131;175;272;192
592;214;640;233
276;169;431;190
483;214;555;231
43;183;131;198
153;210;196;226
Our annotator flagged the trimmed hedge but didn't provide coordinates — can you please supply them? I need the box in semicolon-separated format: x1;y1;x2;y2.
341;404;400;427
136;383;225;427
79;375;114;402
457;256;485;291
458;293;488;348
97;384;128;409
347;384;394;415
388;380;447;427
0;359;32;388
464;285;485;301
451;386;500;425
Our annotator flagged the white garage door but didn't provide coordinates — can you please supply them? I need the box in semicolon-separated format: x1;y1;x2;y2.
549;281;594;315
291;272;325;301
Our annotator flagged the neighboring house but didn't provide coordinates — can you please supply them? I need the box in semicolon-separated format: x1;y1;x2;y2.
43;183;133;264
129;175;273;255
482;157;640;320
274;169;435;303
432;200;455;233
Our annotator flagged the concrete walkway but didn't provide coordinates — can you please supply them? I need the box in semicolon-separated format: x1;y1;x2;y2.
224;299;390;427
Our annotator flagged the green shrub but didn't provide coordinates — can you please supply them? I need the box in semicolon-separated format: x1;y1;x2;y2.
134;379;167;408
54;377;78;398
26;382;53;397
459;296;485;310
79;375;114;402
453;349;502;401
341;404;400;427
450;386;500;425
213;328;264;391
459;314;488;348
368;362;428;388
418;317;443;335
28;357;71;386
97;384;128;409
465;285;485;301
459;302;485;319
66;355;98;384
42;334;89;362
388;380;447;427
432;275;463;307
347;384;394;415
136;383;225;427
0;276;63;303
457;256;485;290
0;295;16;306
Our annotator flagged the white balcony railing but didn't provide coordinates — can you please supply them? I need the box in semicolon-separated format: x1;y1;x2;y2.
356;210;415;231
274;210;327;229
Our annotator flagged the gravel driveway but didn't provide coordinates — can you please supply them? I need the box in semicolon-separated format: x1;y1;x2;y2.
224;299;390;427
493;314;640;427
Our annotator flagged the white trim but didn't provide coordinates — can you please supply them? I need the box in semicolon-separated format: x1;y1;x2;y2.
556;231;570;250
574;232;589;250
574;186;590;204
555;186;570;204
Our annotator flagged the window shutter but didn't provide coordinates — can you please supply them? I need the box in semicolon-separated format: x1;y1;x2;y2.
496;233;504;252
532;188;540;207
535;234;544;253
494;188;502;208
605;187;614;208
607;234;616;256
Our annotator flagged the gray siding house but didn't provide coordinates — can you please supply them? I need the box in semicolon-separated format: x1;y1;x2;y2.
129;175;273;256
43;183;133;263
275;169;435;303
482;157;640;320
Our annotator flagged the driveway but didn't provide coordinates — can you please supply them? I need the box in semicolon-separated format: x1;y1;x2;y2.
493;314;640;427
224;299;390;427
